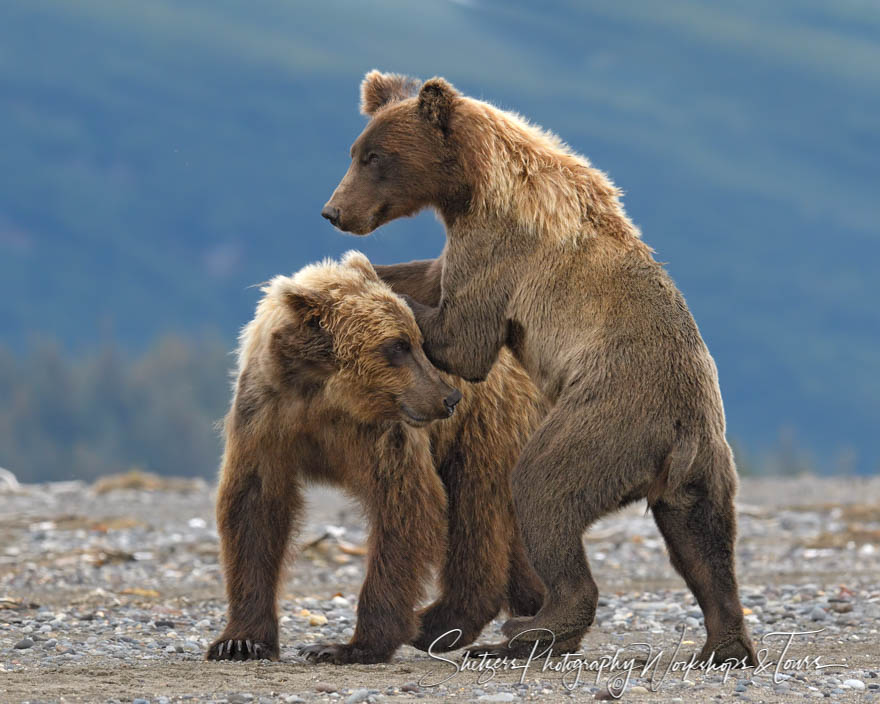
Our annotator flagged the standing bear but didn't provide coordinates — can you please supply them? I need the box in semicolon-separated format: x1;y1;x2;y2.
322;71;757;665
206;251;547;664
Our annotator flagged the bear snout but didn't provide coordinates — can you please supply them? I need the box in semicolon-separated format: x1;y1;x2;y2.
443;388;463;416
321;204;341;227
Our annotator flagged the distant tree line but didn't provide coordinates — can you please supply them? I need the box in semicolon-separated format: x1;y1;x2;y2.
0;335;231;483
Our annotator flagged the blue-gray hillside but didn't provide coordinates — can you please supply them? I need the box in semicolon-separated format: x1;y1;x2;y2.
1;0;877;476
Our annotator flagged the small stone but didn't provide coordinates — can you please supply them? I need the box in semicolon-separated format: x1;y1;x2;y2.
154;619;175;629
228;696;254;704
283;697;306;704
629;686;649;695
401;683;420;693
478;695;515;703
809;606;827;621
345;689;370;704
843;679;865;691
309;613;328;627
13;638;34;649
133;699;149;704
316;683;338;693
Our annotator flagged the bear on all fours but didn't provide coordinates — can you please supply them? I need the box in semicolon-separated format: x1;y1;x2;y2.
323;70;757;666
206;252;548;664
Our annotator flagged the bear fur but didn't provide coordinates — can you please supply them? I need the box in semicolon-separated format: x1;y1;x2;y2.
206;251;546;664
322;71;757;665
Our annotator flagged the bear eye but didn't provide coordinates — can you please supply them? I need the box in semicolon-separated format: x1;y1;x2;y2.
366;152;380;165
385;338;411;366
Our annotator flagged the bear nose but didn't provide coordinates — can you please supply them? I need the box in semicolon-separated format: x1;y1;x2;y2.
321;204;340;226
443;389;463;416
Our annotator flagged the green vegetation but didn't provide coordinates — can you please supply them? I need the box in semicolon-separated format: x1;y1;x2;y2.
0;336;228;482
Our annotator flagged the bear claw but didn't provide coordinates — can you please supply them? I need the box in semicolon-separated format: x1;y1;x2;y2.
206;637;275;661
298;642;391;665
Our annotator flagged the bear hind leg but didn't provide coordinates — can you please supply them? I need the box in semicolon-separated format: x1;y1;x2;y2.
651;459;757;667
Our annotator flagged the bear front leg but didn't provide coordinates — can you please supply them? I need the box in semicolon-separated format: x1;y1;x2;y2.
402;295;506;384
374;257;443;307
300;431;447;664
207;463;302;662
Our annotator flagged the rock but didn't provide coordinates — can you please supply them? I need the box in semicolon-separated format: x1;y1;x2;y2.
0;467;20;492
13;638;34;649
316;683;338;693
283;697;306;704
843;679;865;691
309;613;328;627
401;682;420;693
345;689;370;704
133;699;149;704
478;695;516;702
809;606;827;621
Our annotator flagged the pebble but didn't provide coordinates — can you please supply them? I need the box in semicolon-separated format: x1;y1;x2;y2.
345;689;370;704
13;638;34;649
0;477;878;703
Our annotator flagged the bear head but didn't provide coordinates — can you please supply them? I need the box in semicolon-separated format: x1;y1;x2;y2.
322;70;471;235
241;251;461;427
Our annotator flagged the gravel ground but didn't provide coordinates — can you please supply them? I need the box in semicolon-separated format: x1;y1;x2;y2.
1;475;878;703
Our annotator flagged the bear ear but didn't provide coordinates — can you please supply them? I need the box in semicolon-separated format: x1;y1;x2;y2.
417;77;458;133
360;70;422;117
283;287;331;326
341;250;379;282
275;288;335;363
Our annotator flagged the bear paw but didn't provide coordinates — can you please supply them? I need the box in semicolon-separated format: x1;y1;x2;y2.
465;632;585;659
297;641;392;665
206;637;278;661
411;604;484;653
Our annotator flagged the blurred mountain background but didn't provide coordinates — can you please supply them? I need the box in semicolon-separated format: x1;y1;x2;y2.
1;0;878;481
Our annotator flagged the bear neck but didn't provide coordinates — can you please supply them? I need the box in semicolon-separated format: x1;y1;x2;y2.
449;98;649;253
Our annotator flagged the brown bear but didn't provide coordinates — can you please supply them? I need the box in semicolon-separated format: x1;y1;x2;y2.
322;71;757;665
206;251;547;664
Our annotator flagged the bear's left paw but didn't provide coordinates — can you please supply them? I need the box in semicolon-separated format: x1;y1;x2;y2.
298;641;392;665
